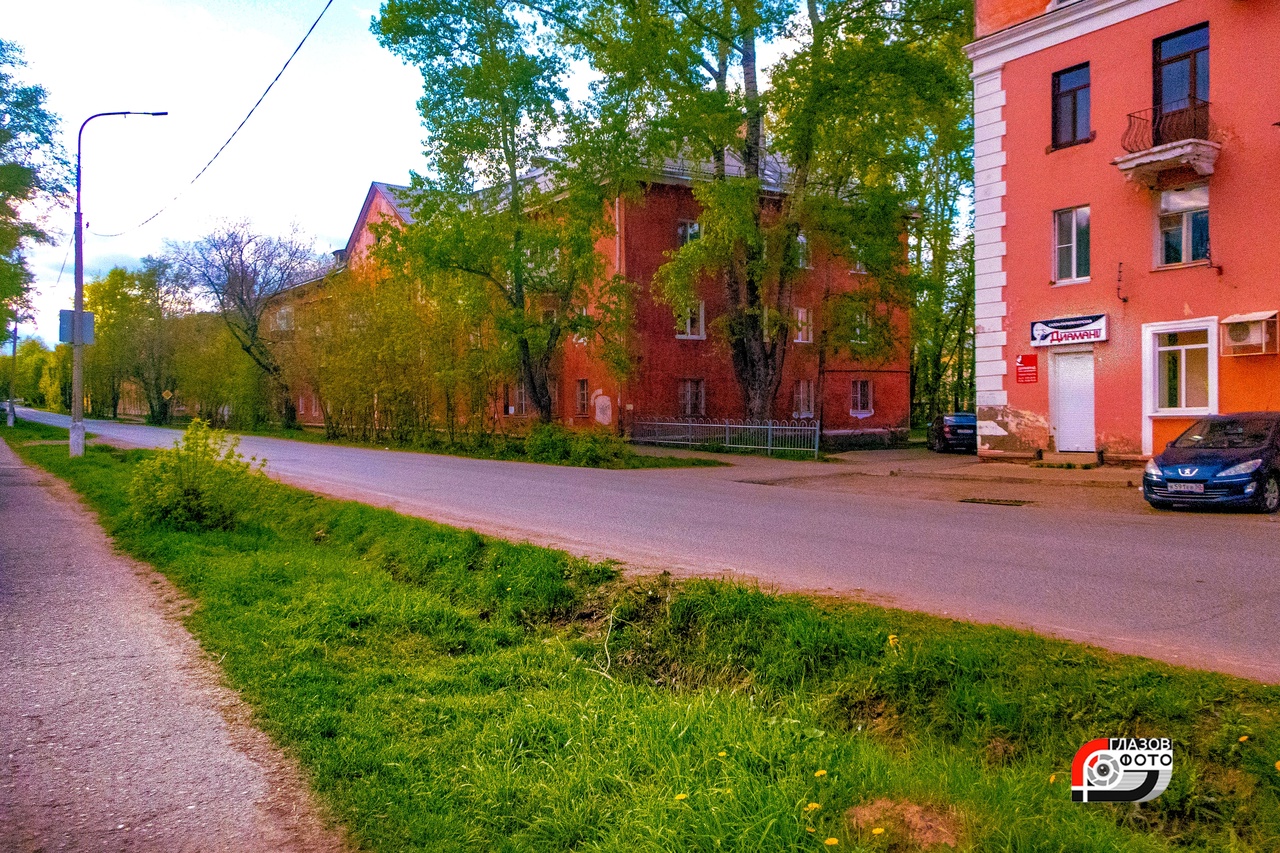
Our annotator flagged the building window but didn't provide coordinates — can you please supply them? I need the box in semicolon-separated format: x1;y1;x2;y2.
576;379;589;416
1155;24;1208;114
796;233;811;269
510;381;529;416
676;301;705;339
677;220;701;247
794;307;813;343
1156;329;1210;410
1053;206;1090;282
849;309;869;345
1051;63;1091;148
793;379;814;418
851;379;873;415
678;379;705;417
1158;185;1209;266
274;305;295;332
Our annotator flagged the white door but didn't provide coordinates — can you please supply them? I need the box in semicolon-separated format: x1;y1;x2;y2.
1052;350;1096;452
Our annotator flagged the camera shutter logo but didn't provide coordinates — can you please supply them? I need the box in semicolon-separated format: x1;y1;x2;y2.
1071;738;1173;803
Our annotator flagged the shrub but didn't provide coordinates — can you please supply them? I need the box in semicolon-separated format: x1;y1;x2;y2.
128;419;265;531
524;423;573;463
569;428;630;467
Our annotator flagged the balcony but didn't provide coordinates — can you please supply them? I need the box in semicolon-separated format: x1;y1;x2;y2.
1113;98;1220;185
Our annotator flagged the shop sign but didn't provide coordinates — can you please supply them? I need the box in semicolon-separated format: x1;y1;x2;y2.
1015;353;1038;383
1031;314;1107;347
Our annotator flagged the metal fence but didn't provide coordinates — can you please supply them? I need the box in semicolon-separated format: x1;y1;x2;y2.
631;417;820;457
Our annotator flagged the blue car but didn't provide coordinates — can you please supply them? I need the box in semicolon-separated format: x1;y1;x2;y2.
1143;412;1280;513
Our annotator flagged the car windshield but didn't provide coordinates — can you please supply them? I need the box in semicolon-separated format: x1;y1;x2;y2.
1172;418;1276;450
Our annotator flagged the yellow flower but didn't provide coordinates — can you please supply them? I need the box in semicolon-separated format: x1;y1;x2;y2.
718;751;727;757
888;634;900;647
674;793;688;801
1049;774;1057;784
824;839;839;847
806;827;816;834
814;769;828;778
1238;735;1249;743
1275;760;1280;773
872;827;885;836
804;802;822;812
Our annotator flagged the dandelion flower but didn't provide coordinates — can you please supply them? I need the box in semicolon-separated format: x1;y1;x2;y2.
1275;760;1280;772
888;634;900;646
1239;735;1249;742
1049;774;1057;784
872;828;885;836
674;793;688;801
805;802;821;812
806;827;816;834
718;751;727;757
814;769;827;778
824;839;839;846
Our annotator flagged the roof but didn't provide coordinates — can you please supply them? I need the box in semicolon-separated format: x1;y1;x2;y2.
344;181;414;256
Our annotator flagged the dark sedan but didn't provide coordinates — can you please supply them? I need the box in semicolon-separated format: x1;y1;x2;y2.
1143;412;1280;513
927;412;977;454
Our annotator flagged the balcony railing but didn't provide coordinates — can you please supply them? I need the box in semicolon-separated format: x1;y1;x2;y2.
1121;98;1214;153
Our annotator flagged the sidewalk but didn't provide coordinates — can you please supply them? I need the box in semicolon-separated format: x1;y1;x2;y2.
0;439;345;852
828;446;1143;488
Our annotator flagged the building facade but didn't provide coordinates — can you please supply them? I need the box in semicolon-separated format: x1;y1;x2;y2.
967;0;1280;459
287;178;911;443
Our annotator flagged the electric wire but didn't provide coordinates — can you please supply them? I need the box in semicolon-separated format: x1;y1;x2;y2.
89;0;335;238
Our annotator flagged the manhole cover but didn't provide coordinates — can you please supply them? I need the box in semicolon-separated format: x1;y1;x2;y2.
959;497;1034;506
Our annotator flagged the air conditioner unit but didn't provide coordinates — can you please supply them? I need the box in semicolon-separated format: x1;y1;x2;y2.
1226;321;1263;347
1220;311;1278;356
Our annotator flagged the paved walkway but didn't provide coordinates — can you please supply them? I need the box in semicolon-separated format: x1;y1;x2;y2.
0;439;345;852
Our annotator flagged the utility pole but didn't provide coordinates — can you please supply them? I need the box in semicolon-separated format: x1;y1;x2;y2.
71;110;167;456
6;319;16;428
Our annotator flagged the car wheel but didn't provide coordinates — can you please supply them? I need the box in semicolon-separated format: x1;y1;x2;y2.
1256;473;1280;514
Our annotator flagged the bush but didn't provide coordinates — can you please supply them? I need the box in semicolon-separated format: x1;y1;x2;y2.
524;423;573;463
569;428;629;467
128;419;265;531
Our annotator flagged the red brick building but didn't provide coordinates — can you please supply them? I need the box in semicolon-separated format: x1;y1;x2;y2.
291;177;911;443
967;1;1280;459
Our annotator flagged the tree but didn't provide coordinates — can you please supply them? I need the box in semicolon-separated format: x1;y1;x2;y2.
374;0;632;424
385;0;970;420
84;268;143;418
166;222;325;428
0;40;68;325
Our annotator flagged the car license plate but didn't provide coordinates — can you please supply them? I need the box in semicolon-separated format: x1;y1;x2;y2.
1168;482;1204;493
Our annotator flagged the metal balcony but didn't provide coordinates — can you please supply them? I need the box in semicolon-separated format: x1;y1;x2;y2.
1121;98;1214;152
1113;98;1220;185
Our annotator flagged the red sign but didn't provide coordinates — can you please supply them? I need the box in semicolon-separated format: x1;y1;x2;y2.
1015;353;1038;383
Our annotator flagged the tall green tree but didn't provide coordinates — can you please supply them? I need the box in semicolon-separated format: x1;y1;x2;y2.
0;40;68;326
84;267;143;417
374;0;631;424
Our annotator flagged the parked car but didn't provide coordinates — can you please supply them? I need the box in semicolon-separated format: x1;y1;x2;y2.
927;412;977;454
1143;412;1280;513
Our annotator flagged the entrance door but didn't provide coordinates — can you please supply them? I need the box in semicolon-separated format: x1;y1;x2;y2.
1051;350;1096;452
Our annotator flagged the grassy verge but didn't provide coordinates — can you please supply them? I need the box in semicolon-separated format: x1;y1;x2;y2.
5;418;1279;852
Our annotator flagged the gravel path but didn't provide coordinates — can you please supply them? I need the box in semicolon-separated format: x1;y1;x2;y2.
0;439;347;852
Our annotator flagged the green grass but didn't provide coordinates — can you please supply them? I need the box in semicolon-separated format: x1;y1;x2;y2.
5;417;1279;852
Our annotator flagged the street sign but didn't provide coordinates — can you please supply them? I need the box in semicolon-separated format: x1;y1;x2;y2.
58;310;95;345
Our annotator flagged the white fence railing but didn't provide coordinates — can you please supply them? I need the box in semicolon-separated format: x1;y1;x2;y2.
632;417;820;457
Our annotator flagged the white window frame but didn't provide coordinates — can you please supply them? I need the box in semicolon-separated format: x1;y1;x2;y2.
850;379;874;416
512;381;529;417
1053;205;1090;284
676;301;705;340
1156;185;1209;268
794;307;813;343
275;305;295;331
677;220;701;247
1140;316;1218;455
575;379;589;416
678;378;705;417
796;233;811;269
793;379;814;418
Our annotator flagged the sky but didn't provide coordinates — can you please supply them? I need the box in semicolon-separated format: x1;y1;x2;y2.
7;0;430;345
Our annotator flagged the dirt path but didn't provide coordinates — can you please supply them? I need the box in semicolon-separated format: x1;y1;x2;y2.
0;439;347;852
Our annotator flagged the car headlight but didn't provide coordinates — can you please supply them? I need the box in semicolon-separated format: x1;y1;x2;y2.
1217;459;1263;477
1144;459;1163;478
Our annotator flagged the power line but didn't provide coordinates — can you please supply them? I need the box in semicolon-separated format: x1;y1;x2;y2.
90;0;335;238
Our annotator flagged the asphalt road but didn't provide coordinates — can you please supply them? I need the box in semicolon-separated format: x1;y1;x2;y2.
18;409;1280;684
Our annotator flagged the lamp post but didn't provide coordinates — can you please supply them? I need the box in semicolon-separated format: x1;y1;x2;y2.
71;110;167;457
6;316;17;428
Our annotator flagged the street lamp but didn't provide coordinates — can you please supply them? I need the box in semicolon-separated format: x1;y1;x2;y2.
71;110;167;457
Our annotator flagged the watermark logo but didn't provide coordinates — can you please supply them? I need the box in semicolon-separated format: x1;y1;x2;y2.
1071;737;1172;803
